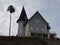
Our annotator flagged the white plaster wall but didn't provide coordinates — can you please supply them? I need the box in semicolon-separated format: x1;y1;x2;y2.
17;21;25;37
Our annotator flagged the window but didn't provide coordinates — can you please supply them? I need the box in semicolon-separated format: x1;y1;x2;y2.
31;27;33;30
31;33;37;37
35;20;39;23
43;34;47;38
42;28;44;31
36;28;39;31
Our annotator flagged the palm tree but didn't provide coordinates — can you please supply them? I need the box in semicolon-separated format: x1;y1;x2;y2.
7;5;15;36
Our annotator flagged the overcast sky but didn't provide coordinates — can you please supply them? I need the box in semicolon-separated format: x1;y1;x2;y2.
0;0;60;38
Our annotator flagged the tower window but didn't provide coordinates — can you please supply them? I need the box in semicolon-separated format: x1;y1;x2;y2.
31;27;33;30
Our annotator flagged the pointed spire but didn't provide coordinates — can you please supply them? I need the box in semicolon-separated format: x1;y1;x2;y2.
17;7;28;23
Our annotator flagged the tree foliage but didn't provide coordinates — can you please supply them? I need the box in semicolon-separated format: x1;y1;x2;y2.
7;5;15;13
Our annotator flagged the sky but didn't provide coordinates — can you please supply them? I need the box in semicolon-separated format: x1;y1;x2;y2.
0;0;60;38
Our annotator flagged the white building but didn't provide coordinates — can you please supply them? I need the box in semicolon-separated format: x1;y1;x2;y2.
16;7;56;39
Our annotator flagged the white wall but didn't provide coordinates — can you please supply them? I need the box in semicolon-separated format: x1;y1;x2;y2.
17;21;25;37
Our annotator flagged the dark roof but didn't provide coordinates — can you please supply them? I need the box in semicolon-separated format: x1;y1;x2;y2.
17;9;49;27
29;11;48;24
17;7;28;23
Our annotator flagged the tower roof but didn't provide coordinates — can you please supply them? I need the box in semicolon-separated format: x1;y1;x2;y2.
17;7;28;23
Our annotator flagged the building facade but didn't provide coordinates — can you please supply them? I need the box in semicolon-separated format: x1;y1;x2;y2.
17;7;56;39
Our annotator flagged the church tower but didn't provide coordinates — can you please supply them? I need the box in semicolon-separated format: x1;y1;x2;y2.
17;7;28;37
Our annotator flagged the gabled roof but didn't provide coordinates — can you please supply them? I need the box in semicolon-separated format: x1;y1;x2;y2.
29;11;48;24
17;7;28;23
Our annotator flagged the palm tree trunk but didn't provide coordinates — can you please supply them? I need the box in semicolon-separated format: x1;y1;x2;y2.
9;13;11;36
